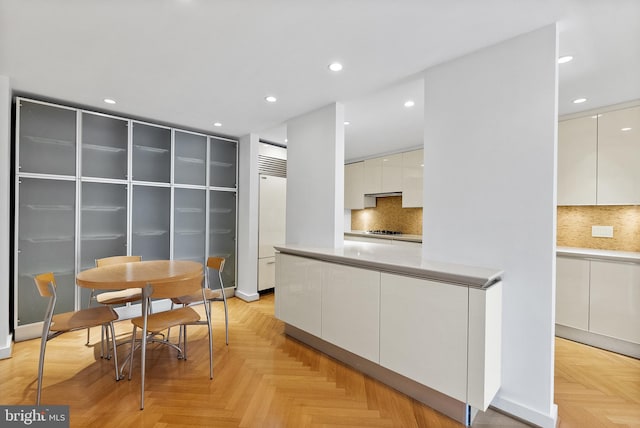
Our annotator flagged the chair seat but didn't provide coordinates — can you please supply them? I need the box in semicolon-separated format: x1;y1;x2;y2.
51;306;118;332
131;307;200;333
171;288;221;305
96;288;143;305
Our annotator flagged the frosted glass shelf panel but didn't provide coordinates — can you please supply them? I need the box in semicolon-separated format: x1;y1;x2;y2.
24;204;73;211
20;269;75;278
210;229;232;234
176;230;205;235
81;234;125;241
84;144;126;153
210;160;233;167
134;230;168;236
22;236;74;243
177;156;205;164
81;205;126;212
177;207;203;213
23;135;75;147
210;208;232;214
134;144;169;154
18;100;77;176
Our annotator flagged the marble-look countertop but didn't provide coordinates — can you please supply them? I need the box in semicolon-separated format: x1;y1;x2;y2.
275;241;502;289
344;230;422;243
557;246;640;264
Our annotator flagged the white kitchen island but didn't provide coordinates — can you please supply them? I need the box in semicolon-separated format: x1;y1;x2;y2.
274;241;503;426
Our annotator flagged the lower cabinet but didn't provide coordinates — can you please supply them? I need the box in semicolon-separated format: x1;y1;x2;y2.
555;257;590;330
556;255;640;352
258;257;276;291
275;253;502;412
590;260;640;344
380;274;468;403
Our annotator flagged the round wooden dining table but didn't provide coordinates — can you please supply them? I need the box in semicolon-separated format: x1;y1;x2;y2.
76;260;203;290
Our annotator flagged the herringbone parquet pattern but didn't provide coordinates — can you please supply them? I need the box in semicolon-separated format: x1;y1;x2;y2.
1;293;639;427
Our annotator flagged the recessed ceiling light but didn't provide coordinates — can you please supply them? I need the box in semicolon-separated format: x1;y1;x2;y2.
344;121;350;125
558;56;574;64
265;96;277;103
213;122;222;127
104;98;116;104
404;100;415;108
328;62;343;72
621;127;632;131
573;98;587;104
285;138;288;143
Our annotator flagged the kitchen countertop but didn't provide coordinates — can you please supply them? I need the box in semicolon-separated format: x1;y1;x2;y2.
275;241;502;289
344;230;422;243
557;246;640;264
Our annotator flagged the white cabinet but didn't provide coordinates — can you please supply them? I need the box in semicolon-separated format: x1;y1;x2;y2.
322;264;380;362
590;260;640;343
363;157;383;194
401;149;423;207
596;106;640;205
362;153;403;195
555;257;590;330
380;273;468;403
258;257;276;291
381;153;403;193
275;253;323;337
344;162;374;209
557;117;597;205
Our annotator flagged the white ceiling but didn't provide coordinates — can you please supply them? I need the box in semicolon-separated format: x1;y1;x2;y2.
1;0;638;162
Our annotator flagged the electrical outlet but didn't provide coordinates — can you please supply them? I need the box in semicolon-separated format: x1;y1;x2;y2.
592;225;614;238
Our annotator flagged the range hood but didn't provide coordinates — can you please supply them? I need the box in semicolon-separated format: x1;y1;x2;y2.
364;192;402;198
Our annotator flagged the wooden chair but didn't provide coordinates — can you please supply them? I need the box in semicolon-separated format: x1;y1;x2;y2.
127;273;213;409
86;255;143;352
170;257;229;345
34;272;120;405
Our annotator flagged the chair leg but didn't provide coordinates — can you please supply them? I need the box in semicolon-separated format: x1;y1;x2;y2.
206;300;214;379
223;299;229;345
36;333;48;405
108;322;121;381
128;325;137;381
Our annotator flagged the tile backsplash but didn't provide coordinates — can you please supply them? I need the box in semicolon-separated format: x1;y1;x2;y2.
351;196;422;235
557;205;640;252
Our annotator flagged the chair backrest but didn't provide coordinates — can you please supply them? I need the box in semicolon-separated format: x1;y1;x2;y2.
147;274;204;299
96;255;142;267
34;272;56;297
206;256;225;273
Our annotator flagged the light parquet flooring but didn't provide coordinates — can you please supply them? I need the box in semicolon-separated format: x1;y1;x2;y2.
1;293;639;427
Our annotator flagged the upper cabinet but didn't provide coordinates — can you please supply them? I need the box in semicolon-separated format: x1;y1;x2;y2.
597;106;640;205
347;150;423;209
344;162;374;210
558;104;640;206
81;112;128;180
557;117;597;205
402;149;423;208
132;122;172;183
18;100;77;176
174;131;207;186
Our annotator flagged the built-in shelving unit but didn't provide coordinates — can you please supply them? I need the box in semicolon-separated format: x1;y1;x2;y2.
13;97;238;340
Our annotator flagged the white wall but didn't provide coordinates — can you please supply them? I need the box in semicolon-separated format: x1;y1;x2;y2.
236;133;260;302
0;75;12;359
286;103;344;248
422;25;558;427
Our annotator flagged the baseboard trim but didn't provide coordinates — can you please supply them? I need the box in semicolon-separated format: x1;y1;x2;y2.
284;323;471;426
0;333;13;359
491;396;558;428
234;289;260;302
555;324;640;359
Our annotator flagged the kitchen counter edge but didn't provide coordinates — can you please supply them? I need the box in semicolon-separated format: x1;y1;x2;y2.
275;242;502;289
557;246;640;264
344;231;422;243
